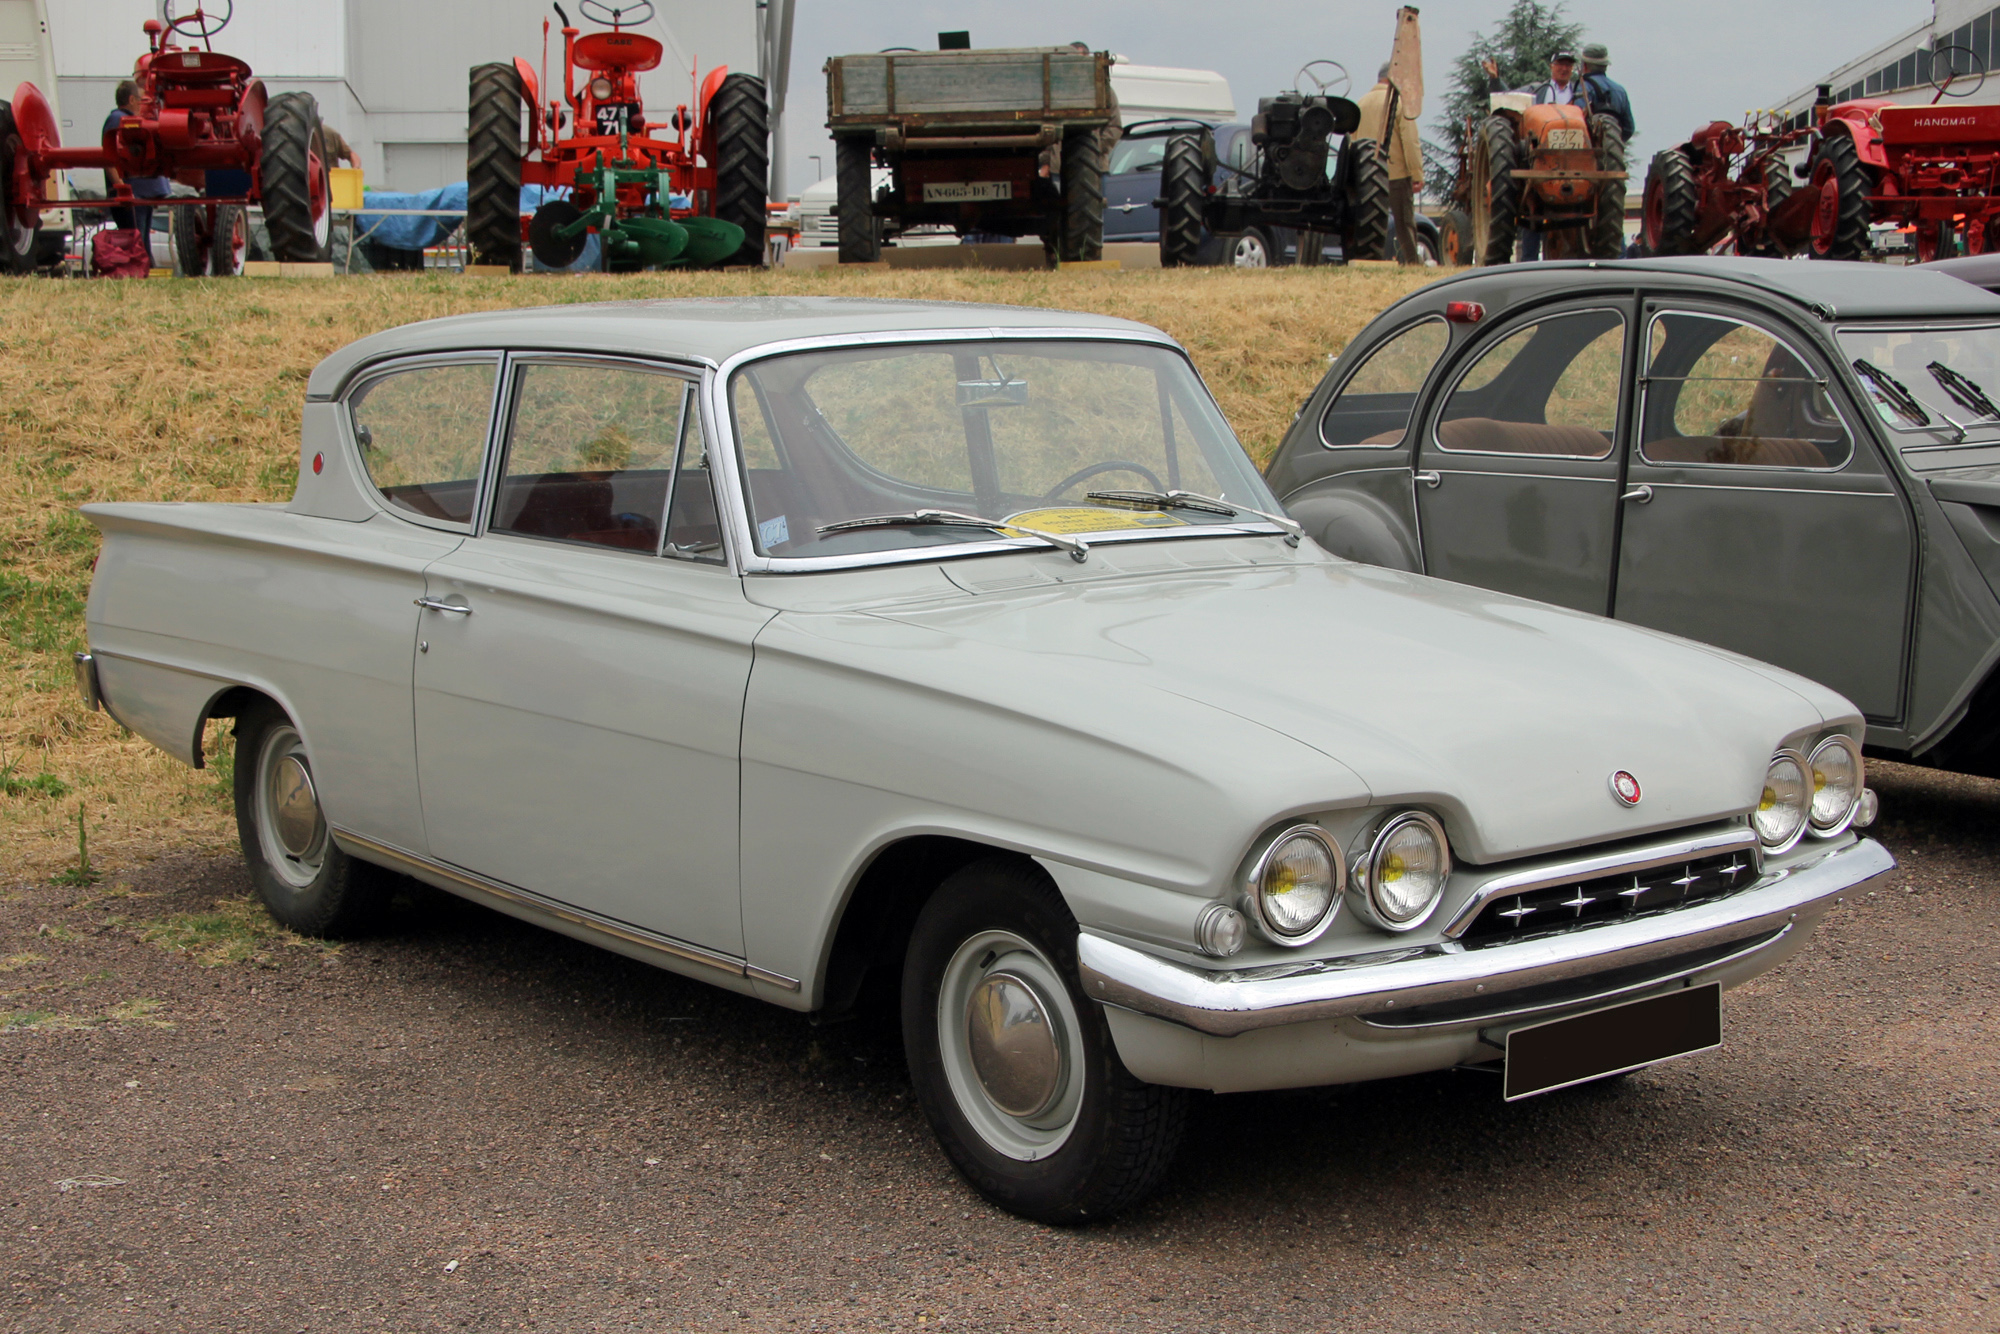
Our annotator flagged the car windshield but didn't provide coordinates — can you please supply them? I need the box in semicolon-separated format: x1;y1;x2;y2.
1107;135;1171;174
728;338;1276;561
1837;323;2000;436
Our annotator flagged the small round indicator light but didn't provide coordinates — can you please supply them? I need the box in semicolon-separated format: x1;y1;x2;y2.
311;452;324;475
1610;770;1642;806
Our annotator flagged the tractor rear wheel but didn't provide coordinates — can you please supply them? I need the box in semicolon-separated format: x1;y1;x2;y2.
1643;148;1698;255
210;204;247;275
1474;114;1520;266
1059;128;1105;262
1342;137;1392;261
172;205;209;276
834;134;878;264
1587;115;1627;259
1755;155;1794;255
261;92;332;263
0;102;36;275
1809;131;1871;262
710;72;769;267
1158;133;1206;268
1437;207;1472;265
467;63;524;272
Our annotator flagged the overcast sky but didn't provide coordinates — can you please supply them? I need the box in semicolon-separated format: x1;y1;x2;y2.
777;0;1935;195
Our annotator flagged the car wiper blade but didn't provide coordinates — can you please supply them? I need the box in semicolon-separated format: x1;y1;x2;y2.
1927;360;2000;421
1852;358;1932;427
816;510;1088;562
1086;489;1303;544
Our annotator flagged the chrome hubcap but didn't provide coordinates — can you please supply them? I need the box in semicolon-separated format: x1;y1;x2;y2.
255;725;326;888
270;754;322;857
1231;234;1267;267
965;972;1063;1118
936;929;1085;1161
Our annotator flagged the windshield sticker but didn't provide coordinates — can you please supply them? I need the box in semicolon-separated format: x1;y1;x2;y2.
759;514;790;548
1002;507;1189;535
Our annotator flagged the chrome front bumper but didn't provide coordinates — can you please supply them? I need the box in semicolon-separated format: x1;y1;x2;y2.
1078;836;1894;1038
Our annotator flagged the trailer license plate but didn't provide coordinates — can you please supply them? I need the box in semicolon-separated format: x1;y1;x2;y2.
923;181;1013;203
1503;983;1721;1101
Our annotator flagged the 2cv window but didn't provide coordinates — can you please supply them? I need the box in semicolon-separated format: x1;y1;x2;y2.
1641;313;1852;469
1318;317;1449;448
348;359;498;527
1434;309;1625;458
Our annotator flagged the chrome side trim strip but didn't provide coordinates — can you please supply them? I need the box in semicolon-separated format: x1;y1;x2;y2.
1440;826;1760;940
1076;837;1892;1038
331;829;802;992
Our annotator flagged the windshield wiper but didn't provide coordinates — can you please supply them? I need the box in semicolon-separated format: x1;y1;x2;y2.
816;510;1088;562
1086;489;1303;545
1927;360;2000;421
1852;359;1933;427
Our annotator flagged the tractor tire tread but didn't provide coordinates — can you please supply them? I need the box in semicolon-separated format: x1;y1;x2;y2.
261;92;329;263
1479;115;1521;267
467;63;524;271
1060;129;1105;262
710;72;769;267
1811;132;1871;262
1647;148;1700;255
1159;133;1206;268
1342;137;1392;261
835;135;879;264
1588;115;1627;259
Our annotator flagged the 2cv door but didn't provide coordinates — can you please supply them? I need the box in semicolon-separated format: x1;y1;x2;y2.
1612;304;1914;721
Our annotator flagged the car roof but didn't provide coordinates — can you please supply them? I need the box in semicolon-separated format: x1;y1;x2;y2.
1915;252;2000;292
305;297;1170;400
1413;255;2000;322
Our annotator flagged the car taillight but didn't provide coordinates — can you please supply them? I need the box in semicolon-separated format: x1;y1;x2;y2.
1446;301;1484;324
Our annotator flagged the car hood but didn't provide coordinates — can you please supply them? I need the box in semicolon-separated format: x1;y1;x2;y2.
815;551;1851;864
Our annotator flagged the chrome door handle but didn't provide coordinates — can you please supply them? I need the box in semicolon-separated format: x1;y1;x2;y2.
414;597;473;615
1415;470;1442;489
1622;485;1654;504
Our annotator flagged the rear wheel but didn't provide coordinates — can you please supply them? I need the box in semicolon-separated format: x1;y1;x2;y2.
1643;148;1698;256
0;102;36;275
834;134;878;264
1474;114;1520;266
1809;131;1871;261
902;858;1187;1224
709;72;769;266
209;204;246;275
1059;128;1105;262
1342;137;1391;261
467;62;524;271
1438;206;1472;264
171;204;210;276
1159;132;1206;268
260;92;331;262
1587;115;1627;259
1753;154;1795;256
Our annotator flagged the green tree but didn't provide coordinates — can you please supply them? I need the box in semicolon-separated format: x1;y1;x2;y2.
1425;0;1587;201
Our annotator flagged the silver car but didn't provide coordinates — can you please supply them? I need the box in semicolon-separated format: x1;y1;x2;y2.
76;298;1893;1222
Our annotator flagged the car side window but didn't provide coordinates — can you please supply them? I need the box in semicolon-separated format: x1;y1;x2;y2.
1641;313;1852;469
348;361;497;527
1435;309;1626;458
490;362;688;552
1319;317;1449;448
664;400;725;564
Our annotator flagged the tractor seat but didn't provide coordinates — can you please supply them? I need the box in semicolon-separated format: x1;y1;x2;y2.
145;50;252;88
572;31;664;73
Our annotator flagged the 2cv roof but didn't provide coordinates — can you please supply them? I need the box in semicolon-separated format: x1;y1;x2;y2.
1412;255;2000;322
304;297;1168;401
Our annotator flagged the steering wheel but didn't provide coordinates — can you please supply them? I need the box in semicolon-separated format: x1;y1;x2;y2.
580;0;655;27
1296;61;1352;99
164;0;232;39
1041;461;1164;501
1930;44;1987;99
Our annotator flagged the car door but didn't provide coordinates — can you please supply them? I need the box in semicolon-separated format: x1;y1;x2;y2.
1415;301;1636;614
412;356;773;955
1103;132;1166;242
1613;303;1915;721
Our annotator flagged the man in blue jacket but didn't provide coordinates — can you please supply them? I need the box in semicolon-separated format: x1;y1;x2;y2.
1579;43;1636;143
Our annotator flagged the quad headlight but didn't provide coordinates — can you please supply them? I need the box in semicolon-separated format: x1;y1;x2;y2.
1752;750;1812;852
1807;735;1865;836
1350;810;1452;932
1242;825;1343;946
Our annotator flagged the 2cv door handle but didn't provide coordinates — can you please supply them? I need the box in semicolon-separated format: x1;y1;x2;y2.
1415;470;1442;489
1622;484;1654;504
414;596;473;615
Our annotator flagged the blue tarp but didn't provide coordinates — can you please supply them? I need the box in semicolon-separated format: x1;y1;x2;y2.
355;183;466;251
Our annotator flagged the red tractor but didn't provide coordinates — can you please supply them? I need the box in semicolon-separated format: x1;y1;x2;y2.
1642;115;1815;258
0;1;332;276
467;0;768;271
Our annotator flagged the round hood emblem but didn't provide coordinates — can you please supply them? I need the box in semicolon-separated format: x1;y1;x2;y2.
1610;770;1642;806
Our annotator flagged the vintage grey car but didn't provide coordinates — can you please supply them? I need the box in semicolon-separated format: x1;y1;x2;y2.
76;298;1892;1223
1268;256;2000;777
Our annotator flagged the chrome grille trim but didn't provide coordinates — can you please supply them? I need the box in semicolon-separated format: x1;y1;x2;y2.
1440;827;1761;940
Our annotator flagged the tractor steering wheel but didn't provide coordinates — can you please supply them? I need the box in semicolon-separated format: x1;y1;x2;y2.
1041;461;1164;502
1930;44;1987;100
164;0;232;39
579;0;656;27
1295;61;1352;99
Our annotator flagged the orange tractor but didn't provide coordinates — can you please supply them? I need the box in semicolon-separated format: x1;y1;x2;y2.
1468;92;1627;265
467;0;769;271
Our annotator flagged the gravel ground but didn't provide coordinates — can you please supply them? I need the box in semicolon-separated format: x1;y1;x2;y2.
3;761;1995;1333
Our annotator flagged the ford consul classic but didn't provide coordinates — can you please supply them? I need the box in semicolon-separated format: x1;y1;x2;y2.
77;298;1893;1222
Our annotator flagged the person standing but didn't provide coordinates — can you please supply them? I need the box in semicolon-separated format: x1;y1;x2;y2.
1356;63;1424;265
102;79;170;238
1578;44;1636;142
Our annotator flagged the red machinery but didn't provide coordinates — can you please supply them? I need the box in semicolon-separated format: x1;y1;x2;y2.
0;1;331;276
1642;115;1814;258
467;0;768;271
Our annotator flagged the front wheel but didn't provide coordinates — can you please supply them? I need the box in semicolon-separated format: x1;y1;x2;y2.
833;134;878;264
0;102;38;275
1158;132;1207;268
260;91;331;262
902;859;1187;1224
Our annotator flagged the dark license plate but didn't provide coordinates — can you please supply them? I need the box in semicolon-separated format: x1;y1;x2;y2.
1504;983;1721;1101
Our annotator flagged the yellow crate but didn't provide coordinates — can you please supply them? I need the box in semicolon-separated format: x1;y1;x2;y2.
330;167;363;211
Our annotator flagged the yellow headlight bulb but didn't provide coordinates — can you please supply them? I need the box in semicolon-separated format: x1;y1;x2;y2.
1759;786;1777;812
1382;851;1406;882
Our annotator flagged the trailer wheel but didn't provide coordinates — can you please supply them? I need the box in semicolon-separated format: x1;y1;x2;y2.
834;135;878;264
1158;133;1206;268
0;102;36;276
1809;131;1871;262
1342;137;1391;261
1437;207;1472;265
710;73;769;267
261;92;332;263
1473;114;1520;266
467;63;524;272
1059;128;1105;262
1587;116;1627;259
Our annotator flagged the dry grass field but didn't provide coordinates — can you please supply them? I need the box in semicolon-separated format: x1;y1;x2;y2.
0;263;1436;881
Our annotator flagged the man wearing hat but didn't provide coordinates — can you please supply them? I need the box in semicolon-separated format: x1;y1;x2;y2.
1579;43;1636;142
